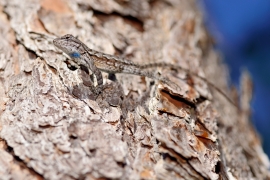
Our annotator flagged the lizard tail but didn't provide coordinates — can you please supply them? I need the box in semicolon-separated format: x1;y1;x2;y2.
140;62;176;70
141;62;237;107
140;62;194;75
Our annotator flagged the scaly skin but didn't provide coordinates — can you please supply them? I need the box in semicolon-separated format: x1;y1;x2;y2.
53;34;236;107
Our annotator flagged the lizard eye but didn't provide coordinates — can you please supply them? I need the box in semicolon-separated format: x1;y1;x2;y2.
63;34;72;39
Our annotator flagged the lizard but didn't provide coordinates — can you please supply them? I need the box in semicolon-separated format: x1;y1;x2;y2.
53;34;236;106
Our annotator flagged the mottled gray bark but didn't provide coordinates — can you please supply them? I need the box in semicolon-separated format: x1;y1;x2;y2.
0;0;269;179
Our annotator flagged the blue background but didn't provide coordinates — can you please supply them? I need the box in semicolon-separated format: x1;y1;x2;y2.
200;1;270;157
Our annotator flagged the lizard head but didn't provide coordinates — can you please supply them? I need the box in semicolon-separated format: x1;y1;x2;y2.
53;34;83;58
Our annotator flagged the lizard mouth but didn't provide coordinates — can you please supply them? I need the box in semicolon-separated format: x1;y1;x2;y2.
53;39;65;52
53;38;60;46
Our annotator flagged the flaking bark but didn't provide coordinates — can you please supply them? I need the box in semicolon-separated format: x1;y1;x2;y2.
0;0;269;179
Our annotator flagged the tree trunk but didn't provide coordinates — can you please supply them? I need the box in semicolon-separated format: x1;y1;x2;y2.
0;0;269;179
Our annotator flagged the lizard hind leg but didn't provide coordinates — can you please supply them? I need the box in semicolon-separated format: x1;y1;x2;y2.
141;70;181;92
158;76;182;92
150;71;181;92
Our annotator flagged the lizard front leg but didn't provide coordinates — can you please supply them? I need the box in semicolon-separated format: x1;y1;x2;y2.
67;59;80;69
84;56;104;94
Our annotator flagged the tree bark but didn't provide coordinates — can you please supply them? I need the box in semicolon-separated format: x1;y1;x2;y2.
0;0;269;179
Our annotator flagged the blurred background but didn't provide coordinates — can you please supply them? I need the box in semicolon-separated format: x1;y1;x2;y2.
199;1;270;157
